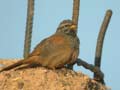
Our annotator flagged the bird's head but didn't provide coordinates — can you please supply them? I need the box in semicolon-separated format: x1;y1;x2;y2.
56;20;77;36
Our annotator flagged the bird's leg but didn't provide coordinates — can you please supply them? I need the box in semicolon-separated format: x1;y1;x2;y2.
66;64;73;70
66;61;76;70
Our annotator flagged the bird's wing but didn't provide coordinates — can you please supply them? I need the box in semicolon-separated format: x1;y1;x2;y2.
29;34;73;68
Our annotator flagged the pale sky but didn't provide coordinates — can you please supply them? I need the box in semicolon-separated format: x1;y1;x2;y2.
0;0;120;90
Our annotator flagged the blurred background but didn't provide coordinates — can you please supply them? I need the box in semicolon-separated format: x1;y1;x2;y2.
0;0;119;89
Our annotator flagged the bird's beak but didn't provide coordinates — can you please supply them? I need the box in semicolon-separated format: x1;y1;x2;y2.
70;24;77;31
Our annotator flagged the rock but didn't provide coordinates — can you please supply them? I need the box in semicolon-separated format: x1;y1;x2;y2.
0;60;108;90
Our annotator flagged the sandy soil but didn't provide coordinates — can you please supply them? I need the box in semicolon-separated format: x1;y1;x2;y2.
0;59;108;90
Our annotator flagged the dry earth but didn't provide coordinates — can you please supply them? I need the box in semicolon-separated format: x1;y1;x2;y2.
0;59;109;90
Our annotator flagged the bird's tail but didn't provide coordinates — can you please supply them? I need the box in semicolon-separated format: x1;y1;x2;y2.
0;59;26;72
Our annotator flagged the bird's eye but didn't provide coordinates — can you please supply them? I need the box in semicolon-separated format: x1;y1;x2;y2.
64;25;69;27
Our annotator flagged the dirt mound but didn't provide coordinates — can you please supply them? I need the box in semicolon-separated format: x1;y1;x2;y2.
0;60;107;90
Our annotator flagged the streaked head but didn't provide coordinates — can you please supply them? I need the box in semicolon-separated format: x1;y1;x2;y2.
56;20;77;36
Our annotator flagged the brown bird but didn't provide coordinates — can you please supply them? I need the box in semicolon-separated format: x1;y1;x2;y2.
0;20;80;72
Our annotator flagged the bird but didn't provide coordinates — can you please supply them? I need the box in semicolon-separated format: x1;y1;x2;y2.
0;19;80;72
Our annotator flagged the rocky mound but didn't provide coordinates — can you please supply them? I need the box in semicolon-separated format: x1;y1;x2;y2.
0;59;108;90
